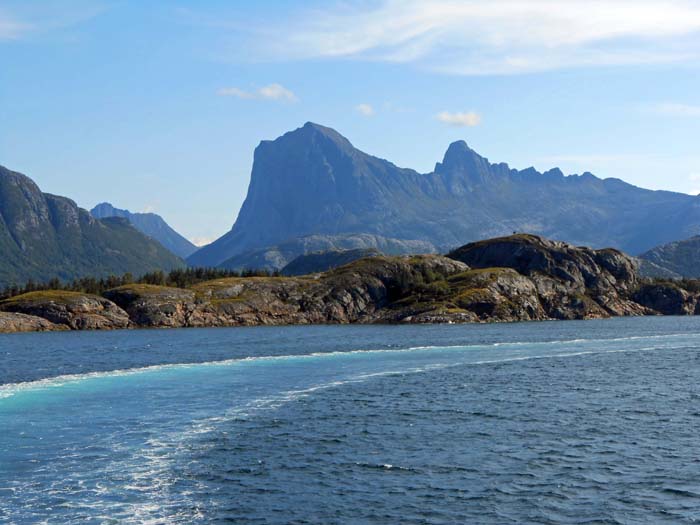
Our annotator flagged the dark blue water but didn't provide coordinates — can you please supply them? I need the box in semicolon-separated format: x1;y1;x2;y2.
2;317;700;524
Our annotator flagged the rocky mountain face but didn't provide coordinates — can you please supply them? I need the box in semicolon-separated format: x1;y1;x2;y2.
637;235;700;278
91;202;197;259
0;165;185;287
188;122;700;269
7;234;699;334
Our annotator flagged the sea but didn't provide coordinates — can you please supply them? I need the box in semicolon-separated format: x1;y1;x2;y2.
2;316;700;524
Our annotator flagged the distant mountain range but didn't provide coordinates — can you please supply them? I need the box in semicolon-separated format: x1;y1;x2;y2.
91;202;197;259
188;122;700;270
0;165;184;287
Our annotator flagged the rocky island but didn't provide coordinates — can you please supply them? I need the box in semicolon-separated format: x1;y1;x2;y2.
1;234;698;334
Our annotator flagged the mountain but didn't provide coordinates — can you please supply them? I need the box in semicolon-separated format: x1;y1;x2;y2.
281;248;381;276
637;235;700;278
0;165;185;287
91;202;198;259
188;122;700;269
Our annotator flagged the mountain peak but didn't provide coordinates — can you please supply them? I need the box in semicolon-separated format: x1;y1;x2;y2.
91;202;129;220
435;140;489;176
445;140;473;154
296;121;354;149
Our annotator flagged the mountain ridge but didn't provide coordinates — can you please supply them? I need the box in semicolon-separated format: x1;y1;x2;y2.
188;122;700;270
91;202;198;259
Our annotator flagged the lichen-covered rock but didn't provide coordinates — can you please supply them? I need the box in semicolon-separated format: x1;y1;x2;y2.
454;268;546;321
0;311;66;333
187;254;470;327
0;291;129;330
97;255;470;329
448;234;645;319
104;284;196;327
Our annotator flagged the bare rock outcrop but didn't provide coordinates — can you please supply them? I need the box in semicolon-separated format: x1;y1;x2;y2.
0;291;130;330
448;234;649;319
0;312;66;333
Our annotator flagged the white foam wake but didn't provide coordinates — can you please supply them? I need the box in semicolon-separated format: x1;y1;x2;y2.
1;331;696;399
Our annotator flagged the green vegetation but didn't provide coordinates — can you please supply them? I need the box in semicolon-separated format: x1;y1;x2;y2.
390;268;511;314
1;290;95;307
0;267;279;301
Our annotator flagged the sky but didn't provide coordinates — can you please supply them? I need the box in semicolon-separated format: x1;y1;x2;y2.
1;0;700;245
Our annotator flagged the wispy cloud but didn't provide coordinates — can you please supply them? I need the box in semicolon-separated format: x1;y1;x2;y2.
436;111;481;127
686;172;700;194
0;3;106;41
247;0;700;75
0;9;30;40
650;102;700;117
217;83;298;102
355;103;375;116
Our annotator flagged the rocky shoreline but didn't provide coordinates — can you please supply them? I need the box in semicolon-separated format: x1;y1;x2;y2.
1;234;698;334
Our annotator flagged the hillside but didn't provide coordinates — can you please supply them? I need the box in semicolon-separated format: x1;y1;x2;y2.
637;235;700;278
0;165;185;287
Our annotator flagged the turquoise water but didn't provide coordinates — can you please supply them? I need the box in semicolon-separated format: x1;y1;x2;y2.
2;318;700;523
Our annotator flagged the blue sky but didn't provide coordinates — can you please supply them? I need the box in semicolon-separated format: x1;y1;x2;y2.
1;0;700;244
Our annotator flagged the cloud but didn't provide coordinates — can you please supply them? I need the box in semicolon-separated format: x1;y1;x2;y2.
651;102;700;117
217;83;298;102
249;0;700;74
355;103;375;116
258;83;298;102
436;111;481;127
0;3;106;41
687;173;700;194
0;10;30;40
